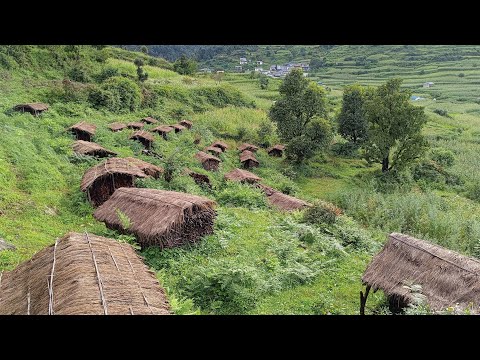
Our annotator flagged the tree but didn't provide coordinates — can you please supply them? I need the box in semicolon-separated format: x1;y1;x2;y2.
140;45;148;54
363;78;428;172
259;75;269;90
338;84;368;144
269;68;332;162
173;55;197;75
134;58;148;82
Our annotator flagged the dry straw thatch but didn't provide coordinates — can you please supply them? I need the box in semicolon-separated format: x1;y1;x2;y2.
0;232;171;315
224;168;261;184
211;141;228;152
151;125;174;139
195;151;221;171
14;102;49;115
127;122;145;130
205;146;223;155
68;121;97;141
129;130;155;149
240;150;259;169
267;144;286;157
108;122;128;132
362;233;480;312
73;140;117;158
81;157;162;206
141;116;158;124
179;120;193;129
238;143;259;152
94;188;217;249
170;124;187;133
184;168;211;188
260;185;309;211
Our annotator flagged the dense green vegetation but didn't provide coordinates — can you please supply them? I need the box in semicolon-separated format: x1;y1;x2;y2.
3;45;480;315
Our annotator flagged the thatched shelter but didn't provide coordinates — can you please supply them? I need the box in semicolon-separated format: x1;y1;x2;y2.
68;121;97;142
211;141;228;152
81;157;161;207
73;140;117;158
240;150;259;169
141;116;159;124
360;233;480;314
0;232;171;315
94;188;217;249
151;125;174;140
0;238;15;251
170;124;186;133
267;144;286;157
195;151;221;171
179;120;193;129
127;122;145;130
238;143;259;152
205;146;223;156
184;169;211;188
108;122;127;132
224;168;262;184
261;186;309;211
130;130;155;149
14;102;49;116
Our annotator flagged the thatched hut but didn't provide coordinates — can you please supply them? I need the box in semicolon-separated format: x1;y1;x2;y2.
151;125;174;140
14;102;49;116
195;151;221;171
80;157;162;206
127;122;145;130
260;186;309;211
240;150;259;169
224;168;262;184
179;120;193;129
267;144;286;157
238;143;259;152
360;233;480;314
0;238;15;251
141;116;159;124
170;124;187;133
94;188;217;249
73;140;117;158
205;146;223;156
211;141;228;152
130;130;155;149
108;122;127;132
184;168;211;188
0;232;171;315
68;121;97;142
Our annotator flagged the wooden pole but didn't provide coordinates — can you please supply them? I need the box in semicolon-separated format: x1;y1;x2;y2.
360;284;371;315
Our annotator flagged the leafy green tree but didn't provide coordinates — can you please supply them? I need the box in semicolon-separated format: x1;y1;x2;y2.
269;68;332;162
338;84;368;144
173;55;197;75
259;75;269;90
134;57;148;82
363;78;428;172
140;45;148;54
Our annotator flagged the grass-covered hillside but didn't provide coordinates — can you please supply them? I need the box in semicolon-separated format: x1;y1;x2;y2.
2;45;480;315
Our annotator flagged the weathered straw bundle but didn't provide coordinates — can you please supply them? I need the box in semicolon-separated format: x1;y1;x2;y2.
238;143;259;152
224;168;262;184
108;122;127;132
267;144;286;157
68;121;97;141
0;232;171;315
151;125;174;139
129;130;155;149
73;140;117;158
205;146;223;155
170;124;187;133
141;117;159;124
211;141;228;152
195;151;221;171
179;120;193;129
94;188;217;249
127;122;145;130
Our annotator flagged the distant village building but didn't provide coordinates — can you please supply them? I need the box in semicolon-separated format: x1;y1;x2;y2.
254;67;263;72
199;68;212;73
256;60;263;65
235;65;243;73
423;82;434;88
216;70;224;74
239;57;248;65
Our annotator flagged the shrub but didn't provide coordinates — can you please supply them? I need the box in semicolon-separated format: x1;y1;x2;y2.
412;160;445;184
95;66;119;82
466;182;480;202
433;109;450;118
429;147;454;167
216;183;267;209
257;121;275;148
68;66;90;83
372;169;413;193
303;201;342;225
93;76;141;112
458;73;465;78
330;142;360;157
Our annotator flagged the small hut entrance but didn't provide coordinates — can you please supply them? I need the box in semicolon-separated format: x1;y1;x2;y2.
87;174;135;207
72;129;92;141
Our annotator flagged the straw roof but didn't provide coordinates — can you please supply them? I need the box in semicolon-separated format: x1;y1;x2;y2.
14;103;49;112
0;232;171;315
109;122;127;132
171;124;187;132
81;157;150;191
260;186;309;211
211;141;228;151
68;121;97;135
224;168;262;183
151;125;174;134
72;140;117;157
0;238;15;251
141;116;159;124
362;233;480;312
126;157;163;178
267;144;286;154
240;151;259;164
195;151;221;164
94;188;217;248
179;120;193;128
205;146;222;155
127;122;145;129
238;143;259;152
129;130;155;142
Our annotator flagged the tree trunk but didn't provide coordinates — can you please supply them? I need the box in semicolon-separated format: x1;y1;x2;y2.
382;156;389;172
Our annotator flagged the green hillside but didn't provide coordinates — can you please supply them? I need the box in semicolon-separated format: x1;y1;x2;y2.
2;45;480;315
